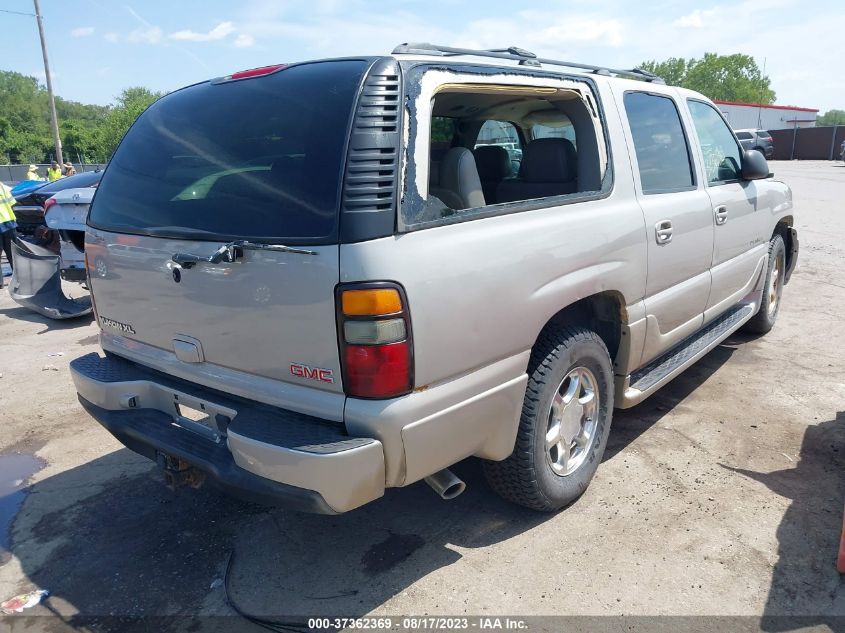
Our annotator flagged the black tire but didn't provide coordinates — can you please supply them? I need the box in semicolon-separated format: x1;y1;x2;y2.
743;234;786;334
483;326;614;511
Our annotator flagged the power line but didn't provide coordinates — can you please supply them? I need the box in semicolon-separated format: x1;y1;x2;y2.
0;8;36;16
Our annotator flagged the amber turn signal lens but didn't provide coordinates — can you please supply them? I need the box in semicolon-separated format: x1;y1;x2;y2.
341;288;402;316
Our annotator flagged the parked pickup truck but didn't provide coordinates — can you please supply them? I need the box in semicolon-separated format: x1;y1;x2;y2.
70;44;798;514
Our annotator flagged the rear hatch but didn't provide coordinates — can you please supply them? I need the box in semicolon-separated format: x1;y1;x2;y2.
87;60;370;415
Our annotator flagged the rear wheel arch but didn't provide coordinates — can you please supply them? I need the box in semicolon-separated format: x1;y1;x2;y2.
773;216;794;278
534;291;627;372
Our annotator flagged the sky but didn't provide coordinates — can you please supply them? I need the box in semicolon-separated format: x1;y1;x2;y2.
1;0;842;112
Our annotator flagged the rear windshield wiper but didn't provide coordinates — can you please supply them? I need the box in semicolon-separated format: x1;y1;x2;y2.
172;240;317;269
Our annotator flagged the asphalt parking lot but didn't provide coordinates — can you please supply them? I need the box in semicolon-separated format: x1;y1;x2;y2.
0;160;842;632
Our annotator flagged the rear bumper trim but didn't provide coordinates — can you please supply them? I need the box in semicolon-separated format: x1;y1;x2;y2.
71;353;386;513
78;396;338;514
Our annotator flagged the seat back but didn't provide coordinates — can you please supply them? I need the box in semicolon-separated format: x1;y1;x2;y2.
473;145;512;204
497;138;577;203
430;147;485;210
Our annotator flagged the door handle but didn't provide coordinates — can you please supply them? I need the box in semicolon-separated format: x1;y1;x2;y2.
654;220;673;245
714;206;728;225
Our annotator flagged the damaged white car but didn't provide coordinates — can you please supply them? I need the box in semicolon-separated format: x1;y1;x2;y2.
9;187;93;319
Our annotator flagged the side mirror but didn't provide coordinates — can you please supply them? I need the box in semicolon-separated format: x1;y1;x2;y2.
741;149;769;180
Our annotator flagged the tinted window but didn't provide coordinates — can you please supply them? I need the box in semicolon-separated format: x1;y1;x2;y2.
476;120;520;146
431;117;456;146
624;92;694;193
474;120;523;173
90;61;367;242
687;100;743;183
532;120;576;146
735;131;753;140
757;130;772;139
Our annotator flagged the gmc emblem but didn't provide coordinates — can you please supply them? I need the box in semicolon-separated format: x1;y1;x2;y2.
290;363;334;384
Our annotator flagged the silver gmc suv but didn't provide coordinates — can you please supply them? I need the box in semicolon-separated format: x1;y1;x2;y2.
71;44;798;514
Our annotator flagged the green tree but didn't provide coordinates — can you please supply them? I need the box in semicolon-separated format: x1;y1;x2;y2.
99;87;163;158
638;57;691;87
62;120;105;164
639;53;775;104
0;69;163;164
816;109;845;126
0;71;52;162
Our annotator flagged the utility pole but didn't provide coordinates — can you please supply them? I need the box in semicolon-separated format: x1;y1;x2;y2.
33;0;63;166
756;57;766;130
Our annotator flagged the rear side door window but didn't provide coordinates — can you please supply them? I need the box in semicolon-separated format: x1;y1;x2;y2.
623;92;695;194
687;100;743;184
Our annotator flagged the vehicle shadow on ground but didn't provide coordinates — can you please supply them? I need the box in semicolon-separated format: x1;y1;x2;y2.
607;339;739;460
723;411;845;632
7;338;825;631
11;449;551;629
0;305;93;333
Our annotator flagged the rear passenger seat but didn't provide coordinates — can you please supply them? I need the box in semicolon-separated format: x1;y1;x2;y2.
497;138;578;203
473;145;512;204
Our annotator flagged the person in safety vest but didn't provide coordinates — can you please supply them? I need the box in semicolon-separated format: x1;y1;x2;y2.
47;161;62;181
25;164;41;181
0;182;17;272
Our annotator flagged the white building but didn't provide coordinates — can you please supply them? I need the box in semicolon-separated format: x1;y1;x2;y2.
715;100;818;131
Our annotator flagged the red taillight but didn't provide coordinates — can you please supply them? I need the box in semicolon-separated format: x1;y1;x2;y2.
228;64;286;81
344;342;411;398
337;283;413;399
43;197;56;214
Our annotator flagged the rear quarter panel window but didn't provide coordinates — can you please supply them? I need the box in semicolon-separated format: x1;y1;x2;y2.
400;66;612;230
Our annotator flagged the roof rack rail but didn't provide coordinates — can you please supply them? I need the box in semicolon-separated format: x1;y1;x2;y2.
391;42;665;84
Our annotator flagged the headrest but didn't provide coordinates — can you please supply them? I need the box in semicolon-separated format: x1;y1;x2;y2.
473;145;511;181
521;138;577;183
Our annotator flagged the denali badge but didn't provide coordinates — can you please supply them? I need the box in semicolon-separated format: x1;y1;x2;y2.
100;317;136;335
290;363;334;384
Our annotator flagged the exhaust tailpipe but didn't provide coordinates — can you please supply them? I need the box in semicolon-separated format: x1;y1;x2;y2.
424;468;466;500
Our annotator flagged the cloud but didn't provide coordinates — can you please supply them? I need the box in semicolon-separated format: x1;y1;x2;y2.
234;33;255;48
71;26;95;38
673;9;717;28
170;21;237;42
127;26;163;44
459;13;625;50
103;32;119;43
